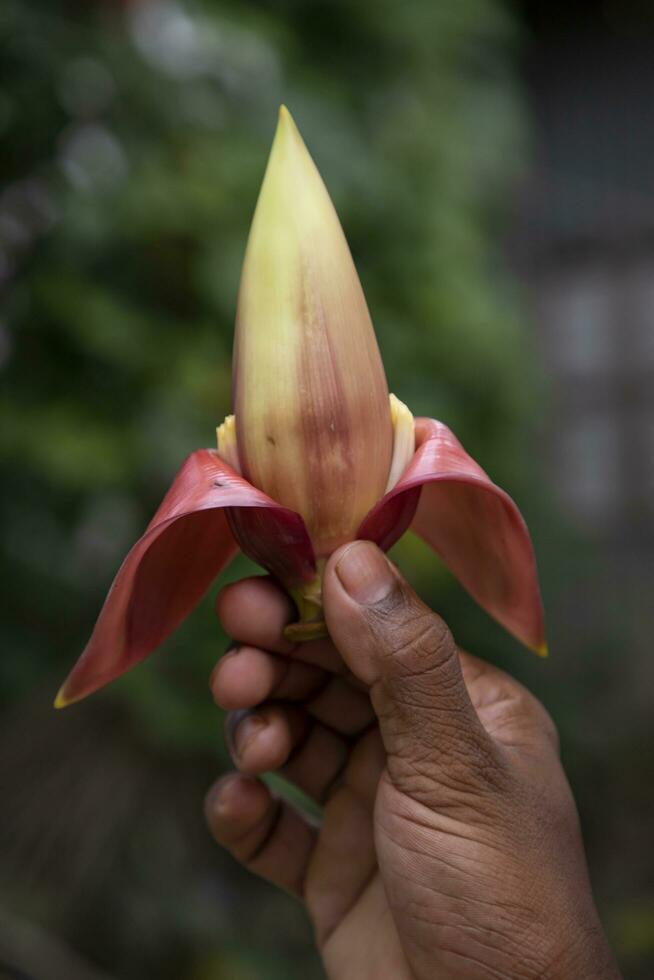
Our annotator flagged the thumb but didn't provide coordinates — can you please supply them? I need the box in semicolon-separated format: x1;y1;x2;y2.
323;541;503;805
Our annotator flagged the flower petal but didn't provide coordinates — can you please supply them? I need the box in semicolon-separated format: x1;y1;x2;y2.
358;418;545;652
57;449;314;706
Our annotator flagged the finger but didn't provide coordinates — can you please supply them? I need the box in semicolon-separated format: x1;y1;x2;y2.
304;728;385;943
205;774;315;896
459;649;560;754
215;576;350;677
215;576;295;654
212;645;374;732
322;541;504;807
210;644;325;711
306;675;374;735
225;703;308;776
342;725;386;810
226;705;351;804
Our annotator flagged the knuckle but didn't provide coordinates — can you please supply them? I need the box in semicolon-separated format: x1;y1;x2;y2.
541;776;580;835
476;671;562;756
538;705;560;753
515;693;561;755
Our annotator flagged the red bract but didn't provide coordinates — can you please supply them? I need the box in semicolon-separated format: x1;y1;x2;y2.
56;451;316;706
57;419;544;706
359;419;545;653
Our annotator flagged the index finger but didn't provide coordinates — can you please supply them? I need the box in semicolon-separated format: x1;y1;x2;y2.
215;575;355;677
216;576;295;654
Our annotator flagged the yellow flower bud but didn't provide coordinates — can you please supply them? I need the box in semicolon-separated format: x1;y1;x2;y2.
233;107;393;556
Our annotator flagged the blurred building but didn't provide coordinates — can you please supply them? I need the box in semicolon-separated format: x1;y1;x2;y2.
511;15;654;972
516;3;654;545
510;6;654;734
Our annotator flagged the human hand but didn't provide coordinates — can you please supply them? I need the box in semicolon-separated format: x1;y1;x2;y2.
205;541;620;980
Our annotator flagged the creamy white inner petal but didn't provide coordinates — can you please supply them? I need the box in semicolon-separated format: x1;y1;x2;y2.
385;394;415;493
216;414;242;474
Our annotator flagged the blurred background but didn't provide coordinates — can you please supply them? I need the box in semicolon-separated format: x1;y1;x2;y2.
1;0;653;977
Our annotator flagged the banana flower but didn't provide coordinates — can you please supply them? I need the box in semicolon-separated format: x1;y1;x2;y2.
56;107;545;708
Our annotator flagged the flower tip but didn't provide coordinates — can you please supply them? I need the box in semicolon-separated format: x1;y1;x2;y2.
53;686;70;709
533;641;549;659
274;103;300;148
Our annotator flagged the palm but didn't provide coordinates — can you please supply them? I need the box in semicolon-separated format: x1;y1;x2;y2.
320;870;407;979
304;730;410;979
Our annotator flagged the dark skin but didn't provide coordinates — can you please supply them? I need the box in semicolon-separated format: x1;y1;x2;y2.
205;541;621;980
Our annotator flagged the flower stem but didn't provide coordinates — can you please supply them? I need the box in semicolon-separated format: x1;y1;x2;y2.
285;560;328;642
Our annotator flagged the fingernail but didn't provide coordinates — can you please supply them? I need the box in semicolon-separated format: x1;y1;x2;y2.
225;709;266;758
335;541;396;605
206;774;241;819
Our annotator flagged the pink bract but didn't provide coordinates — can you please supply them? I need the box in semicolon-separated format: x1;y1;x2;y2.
57;419;544;707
